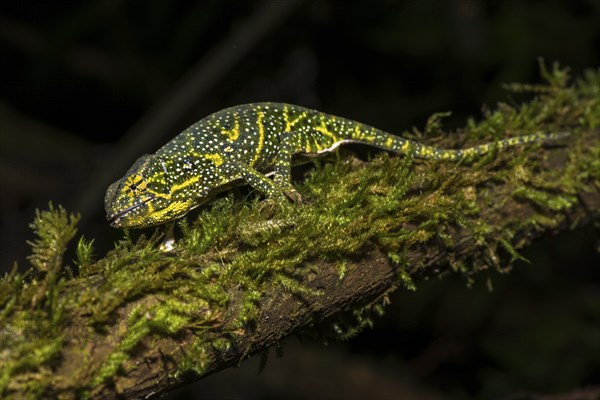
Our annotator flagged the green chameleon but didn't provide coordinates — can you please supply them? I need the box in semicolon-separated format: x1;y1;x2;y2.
105;102;568;228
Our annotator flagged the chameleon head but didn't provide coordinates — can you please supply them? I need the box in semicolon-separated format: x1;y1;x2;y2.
105;154;174;228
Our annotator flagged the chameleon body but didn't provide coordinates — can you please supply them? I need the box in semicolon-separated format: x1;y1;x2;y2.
105;102;568;228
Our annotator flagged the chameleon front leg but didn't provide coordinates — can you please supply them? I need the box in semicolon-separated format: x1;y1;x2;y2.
226;137;302;203
159;221;176;252
225;160;288;203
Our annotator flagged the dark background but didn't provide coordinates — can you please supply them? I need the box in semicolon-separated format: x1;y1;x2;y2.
1;0;599;398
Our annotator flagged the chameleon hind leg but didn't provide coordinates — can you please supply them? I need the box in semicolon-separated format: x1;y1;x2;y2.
272;131;302;203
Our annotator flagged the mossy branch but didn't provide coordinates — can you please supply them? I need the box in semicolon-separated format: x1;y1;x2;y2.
1;64;599;399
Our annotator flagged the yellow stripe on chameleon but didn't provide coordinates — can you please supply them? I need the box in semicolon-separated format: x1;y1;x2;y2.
171;176;200;193
251;111;265;166
305;141;314;152
221;113;240;141
126;174;147;190
146;188;171;200
421;148;434;157
314;122;337;142
364;134;376;141
204;153;224;166
356;127;375;141
149;200;193;222
284;109;306;132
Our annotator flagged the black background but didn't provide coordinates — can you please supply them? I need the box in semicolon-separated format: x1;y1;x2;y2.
1;1;599;398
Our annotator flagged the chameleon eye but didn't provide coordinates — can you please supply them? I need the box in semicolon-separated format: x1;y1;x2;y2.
124;174;147;197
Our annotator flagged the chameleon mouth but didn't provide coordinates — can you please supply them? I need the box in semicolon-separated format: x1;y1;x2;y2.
108;196;154;227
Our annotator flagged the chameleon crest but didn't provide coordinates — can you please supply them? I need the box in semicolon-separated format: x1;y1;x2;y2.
105;103;568;228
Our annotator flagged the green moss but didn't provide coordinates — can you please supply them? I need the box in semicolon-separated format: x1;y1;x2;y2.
337;260;348;281
27;203;79;274
321;298;388;342
91;308;151;386
75;236;95;268
512;187;577;212
1;63;599;398
388;252;416;291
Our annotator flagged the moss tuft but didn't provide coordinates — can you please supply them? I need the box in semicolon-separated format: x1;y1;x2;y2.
27;203;79;274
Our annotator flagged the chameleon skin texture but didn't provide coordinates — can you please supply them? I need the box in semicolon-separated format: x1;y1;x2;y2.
105;102;568;228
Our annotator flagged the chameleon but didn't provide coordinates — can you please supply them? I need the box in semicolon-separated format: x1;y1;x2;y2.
105;102;568;228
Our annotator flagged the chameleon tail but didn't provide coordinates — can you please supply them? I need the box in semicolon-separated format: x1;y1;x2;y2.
350;126;570;161
454;131;570;160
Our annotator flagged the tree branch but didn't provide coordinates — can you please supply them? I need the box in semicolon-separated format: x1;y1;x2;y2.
94;130;599;399
1;66;599;399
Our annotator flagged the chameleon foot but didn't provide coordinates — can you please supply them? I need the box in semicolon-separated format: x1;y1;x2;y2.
159;222;176;252
284;188;303;204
